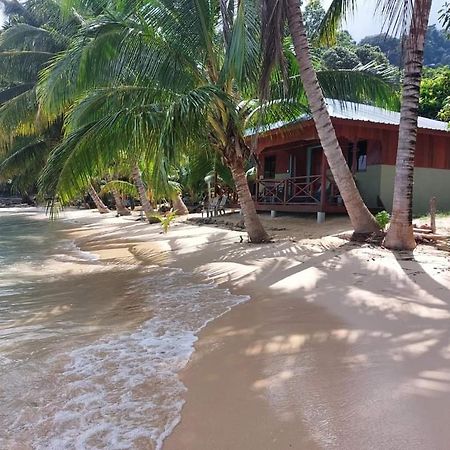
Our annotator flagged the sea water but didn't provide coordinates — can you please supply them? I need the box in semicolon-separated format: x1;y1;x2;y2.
0;209;248;449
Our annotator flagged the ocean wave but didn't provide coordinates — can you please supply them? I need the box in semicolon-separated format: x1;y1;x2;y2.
28;268;249;450
0;213;249;449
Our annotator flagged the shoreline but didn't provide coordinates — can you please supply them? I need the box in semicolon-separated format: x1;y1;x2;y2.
5;207;450;449
59;208;352;449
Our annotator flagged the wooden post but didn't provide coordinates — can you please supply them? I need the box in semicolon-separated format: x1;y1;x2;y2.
214;170;218;196
320;150;327;212
430;196;437;233
351;141;358;174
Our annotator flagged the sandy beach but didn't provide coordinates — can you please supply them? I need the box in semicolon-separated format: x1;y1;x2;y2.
47;207;450;450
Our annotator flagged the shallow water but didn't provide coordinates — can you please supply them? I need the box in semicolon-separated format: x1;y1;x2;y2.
0;210;248;449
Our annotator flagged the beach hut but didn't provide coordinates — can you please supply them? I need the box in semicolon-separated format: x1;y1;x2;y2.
253;99;450;218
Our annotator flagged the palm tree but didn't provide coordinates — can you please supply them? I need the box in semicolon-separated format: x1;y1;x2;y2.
87;182;110;213
131;163;154;218
37;1;272;241
38;0;396;242
0;0;80;195
384;0;433;250
260;0;381;235
0;1;152;215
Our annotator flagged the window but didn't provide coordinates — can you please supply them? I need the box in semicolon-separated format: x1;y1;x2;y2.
264;155;276;178
357;141;367;172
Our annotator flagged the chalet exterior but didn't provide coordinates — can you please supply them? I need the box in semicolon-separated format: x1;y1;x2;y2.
253;100;450;217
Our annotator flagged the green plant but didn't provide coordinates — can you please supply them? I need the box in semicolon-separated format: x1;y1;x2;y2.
152;210;178;233
375;210;390;231
37;0;398;242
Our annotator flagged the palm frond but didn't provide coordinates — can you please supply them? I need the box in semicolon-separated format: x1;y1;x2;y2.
38;122;94;200
220;0;260;89
317;68;400;110
260;0;287;98
315;0;357;46
0;50;53;84
375;0;413;37
0;83;34;103
63;85;163;133
0;23;67;52
0;88;39;146
440;2;450;32
39;104;163;202
100;179;138;197
0;0;40;26
38;20;136;119
0;138;48;180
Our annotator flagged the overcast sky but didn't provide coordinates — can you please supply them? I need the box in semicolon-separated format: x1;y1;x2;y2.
0;0;446;41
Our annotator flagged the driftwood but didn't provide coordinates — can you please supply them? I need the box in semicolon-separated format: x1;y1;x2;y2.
413;227;433;234
414;233;450;241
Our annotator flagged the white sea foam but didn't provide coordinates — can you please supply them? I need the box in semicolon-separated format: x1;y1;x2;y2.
54;239;100;262
0;355;12;367
0;212;248;449
28;267;249;450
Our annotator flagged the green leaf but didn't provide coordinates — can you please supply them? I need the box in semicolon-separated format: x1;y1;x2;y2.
0;88;39;146
100;179;138;197
0;51;54;84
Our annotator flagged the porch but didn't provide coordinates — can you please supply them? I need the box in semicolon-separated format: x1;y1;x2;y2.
254;174;346;214
253;141;348;216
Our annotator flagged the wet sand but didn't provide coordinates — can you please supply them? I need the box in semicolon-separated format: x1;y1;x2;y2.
42;209;450;449
1;209;250;449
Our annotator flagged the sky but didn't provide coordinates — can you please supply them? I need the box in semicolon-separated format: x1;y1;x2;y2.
336;0;446;41
0;0;447;41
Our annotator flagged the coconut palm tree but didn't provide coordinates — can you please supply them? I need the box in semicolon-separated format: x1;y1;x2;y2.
260;0;382;235
308;0;432;249
37;1;274;241
384;0;433;250
38;0;397;242
0;0;81;195
0;1;151;215
87;182;110;213
131;163;154;217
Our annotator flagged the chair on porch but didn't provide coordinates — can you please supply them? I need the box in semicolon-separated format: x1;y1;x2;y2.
217;194;228;215
201;195;220;218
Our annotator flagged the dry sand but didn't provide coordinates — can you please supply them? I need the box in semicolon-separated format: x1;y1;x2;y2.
61;209;450;449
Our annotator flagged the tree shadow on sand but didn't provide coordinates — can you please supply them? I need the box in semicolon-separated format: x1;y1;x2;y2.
162;229;450;449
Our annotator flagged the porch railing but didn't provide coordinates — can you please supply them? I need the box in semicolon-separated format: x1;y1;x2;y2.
255;175;342;206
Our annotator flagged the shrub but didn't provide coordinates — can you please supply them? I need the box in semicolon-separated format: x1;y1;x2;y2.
375;210;390;230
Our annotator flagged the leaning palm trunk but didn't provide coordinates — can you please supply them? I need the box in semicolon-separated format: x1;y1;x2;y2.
131;163;154;220
172;193;189;215
88;184;110;214
112;189;131;216
229;148;270;243
285;0;379;234
384;0;432;250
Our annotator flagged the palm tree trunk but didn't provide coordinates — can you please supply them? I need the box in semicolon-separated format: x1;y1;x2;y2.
88;184;110;214
286;0;379;235
230;155;270;243
112;189;131;216
384;0;432;250
172;193;189;215
131;163;154;220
